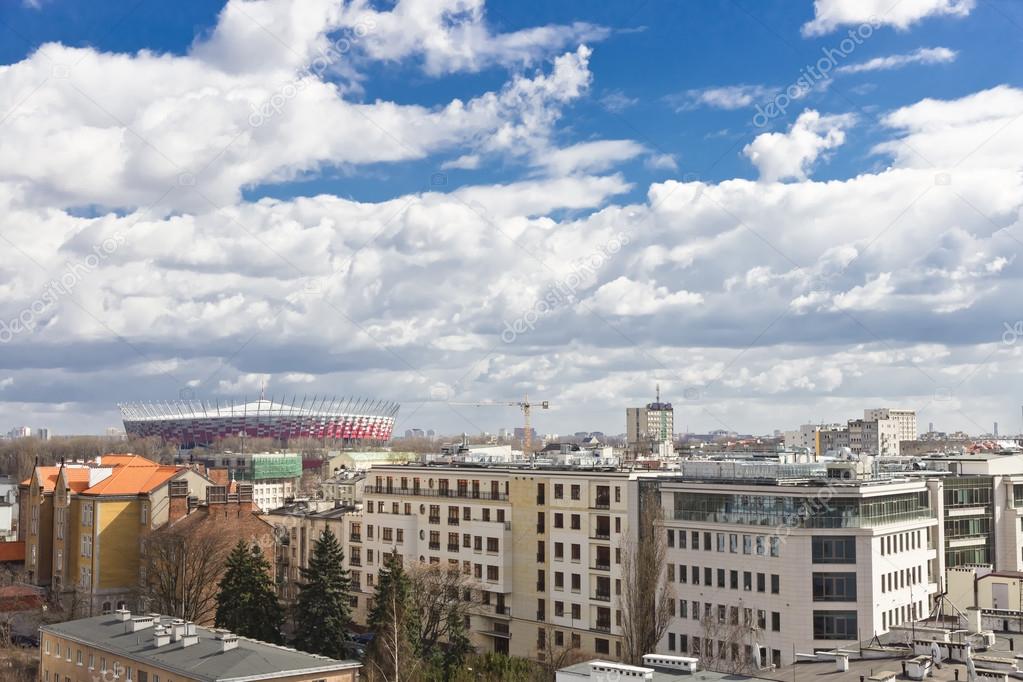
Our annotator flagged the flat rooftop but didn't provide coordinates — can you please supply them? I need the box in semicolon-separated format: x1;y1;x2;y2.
762;657;969;682
42;614;359;682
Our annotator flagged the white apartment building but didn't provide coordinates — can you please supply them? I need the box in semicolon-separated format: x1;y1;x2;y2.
626;394;674;458
864;408;917;443
656;460;940;668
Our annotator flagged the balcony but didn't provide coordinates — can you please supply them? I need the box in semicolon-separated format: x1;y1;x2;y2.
349;558;362;567
593;592;611;602
448;517;460;526
592;622;611;633
429;542;440;551
365;485;508;501
592;499;610;510
349;534;362;543
591;562;610;571
428;516;441;524
447;544;460;552
591;531;611;540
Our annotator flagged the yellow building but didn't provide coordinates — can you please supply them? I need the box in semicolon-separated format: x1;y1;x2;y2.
40;611;360;682
22;455;212;616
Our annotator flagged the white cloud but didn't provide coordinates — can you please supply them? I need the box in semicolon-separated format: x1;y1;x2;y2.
0;6;598;212
537;140;645;176
588;277;703;316
831;273;895;310
837;47;958;74
441;154;481;170
803;0;975;36
645;153;678;171
743;110;854;182
0;378;13;390
217;373;271;395
600;90;638;113
673;84;777;111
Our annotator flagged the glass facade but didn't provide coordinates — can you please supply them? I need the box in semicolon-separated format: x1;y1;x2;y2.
943;477;993;567
671;490;931;529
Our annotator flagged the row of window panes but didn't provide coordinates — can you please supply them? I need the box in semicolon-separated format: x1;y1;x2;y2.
667;529;780;557
667;565;780;594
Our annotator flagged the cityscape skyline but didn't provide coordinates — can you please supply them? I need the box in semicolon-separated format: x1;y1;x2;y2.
0;1;1021;438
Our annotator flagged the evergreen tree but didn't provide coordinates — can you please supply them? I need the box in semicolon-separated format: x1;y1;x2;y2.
215;540;284;643
292;528;352;659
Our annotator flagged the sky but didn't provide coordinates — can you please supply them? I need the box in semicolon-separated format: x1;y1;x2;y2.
0;0;1021;439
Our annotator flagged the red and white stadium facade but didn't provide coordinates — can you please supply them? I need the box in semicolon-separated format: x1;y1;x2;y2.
119;396;399;444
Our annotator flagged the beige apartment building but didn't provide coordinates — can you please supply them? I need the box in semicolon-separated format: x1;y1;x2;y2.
40;610;360;682
359;464;643;661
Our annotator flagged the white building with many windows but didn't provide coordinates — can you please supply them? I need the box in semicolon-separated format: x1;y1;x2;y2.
656;459;940;668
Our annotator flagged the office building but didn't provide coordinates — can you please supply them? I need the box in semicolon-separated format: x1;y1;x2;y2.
40;611;360;682
657;458;940;667
181;451;301;511
627;388;674;458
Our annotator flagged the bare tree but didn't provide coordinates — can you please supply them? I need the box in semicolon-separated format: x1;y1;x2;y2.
406;562;478;654
534;625;588;682
620;485;675;664
697;607;755;674
140;522;232;623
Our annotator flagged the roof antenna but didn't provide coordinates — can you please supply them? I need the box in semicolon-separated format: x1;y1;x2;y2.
259;380;265;402
656;383;660;404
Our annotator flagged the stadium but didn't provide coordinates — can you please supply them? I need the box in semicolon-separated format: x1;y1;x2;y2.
119;395;399;445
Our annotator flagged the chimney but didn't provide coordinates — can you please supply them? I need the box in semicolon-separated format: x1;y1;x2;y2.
169;619;186;641
126;616;155;633
214;629;239;653
181;632;199;648
169;480;190;522
152;627;170;648
113;608;132;622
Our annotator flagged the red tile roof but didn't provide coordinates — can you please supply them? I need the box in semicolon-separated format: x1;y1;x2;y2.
24;455;188;497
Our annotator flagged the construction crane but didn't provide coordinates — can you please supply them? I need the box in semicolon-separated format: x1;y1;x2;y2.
449;395;549;454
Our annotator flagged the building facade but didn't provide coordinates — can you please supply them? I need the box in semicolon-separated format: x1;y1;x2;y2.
656;462;940;668
20;455;213;615
864;408;918;443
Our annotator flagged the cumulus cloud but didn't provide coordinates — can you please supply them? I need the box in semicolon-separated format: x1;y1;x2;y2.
836;46;957;74
743;110;854;182
802;0;975;36
537;140;646;176
588;277;703;316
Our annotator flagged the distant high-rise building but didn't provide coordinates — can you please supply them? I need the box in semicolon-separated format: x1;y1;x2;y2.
928;421;934;433
34;428;50;441
626;385;674;457
994;422;999;437
7;426;31;439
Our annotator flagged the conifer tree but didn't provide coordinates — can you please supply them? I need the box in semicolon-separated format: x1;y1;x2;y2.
215;540;284;643
292;528;352;659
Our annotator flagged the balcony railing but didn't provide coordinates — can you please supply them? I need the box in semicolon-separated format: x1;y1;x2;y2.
429;542;440;550
448;517;460;526
593;591;610;602
447;544;460;552
592;499;610;510
428;516;441;524
592;623;611;633
349;534;362;543
592;562;610;571
365;485;508;501
349;558;362;567
592;531;611;540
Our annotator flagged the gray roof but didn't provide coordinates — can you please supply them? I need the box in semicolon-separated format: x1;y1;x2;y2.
41;614;359;681
558;660;775;681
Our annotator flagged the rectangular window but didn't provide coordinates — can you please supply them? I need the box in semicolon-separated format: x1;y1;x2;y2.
717;533;725;552
812;537;857;564
812;572;858;601
571;485;580;500
771;574;780;594
756;573;765;593
743;535;751;554
717;568;725;588
813;610;858;640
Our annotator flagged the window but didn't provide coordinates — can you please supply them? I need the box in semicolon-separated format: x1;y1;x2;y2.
667;530;674;547
570;514;581;530
554;484;563;499
813;611;858;640
771;574;780;594
486;565;499;581
554;572;564;589
812;537;856;564
770;536;780;557
756;536;765;555
772;612;781;631
717;568;725;588
717;533;725;552
730;570;738;589
729;533;738;553
140;503;148;526
678;564;687;584
554;542;564;560
595;638;609;654
812;572;857;601
756;573;765;592
571;484;580;500
679;531;687;549
742;535;751;554
570;544;580;562
571;573;581;592
743;571;751;591
81;503;93;526
554;513;564;529
487;537;499;553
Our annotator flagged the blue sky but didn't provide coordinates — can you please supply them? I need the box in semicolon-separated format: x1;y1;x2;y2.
0;0;1021;438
